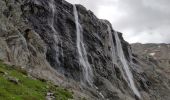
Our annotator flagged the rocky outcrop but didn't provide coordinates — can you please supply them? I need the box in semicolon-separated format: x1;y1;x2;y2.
131;43;170;100
0;0;64;87
0;0;168;100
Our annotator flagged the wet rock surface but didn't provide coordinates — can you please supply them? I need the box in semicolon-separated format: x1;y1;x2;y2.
21;0;137;99
0;0;169;100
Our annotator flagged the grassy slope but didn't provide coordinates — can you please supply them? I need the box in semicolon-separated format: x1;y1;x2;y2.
0;60;73;100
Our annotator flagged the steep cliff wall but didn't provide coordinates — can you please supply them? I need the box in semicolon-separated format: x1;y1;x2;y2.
0;0;65;86
0;0;167;100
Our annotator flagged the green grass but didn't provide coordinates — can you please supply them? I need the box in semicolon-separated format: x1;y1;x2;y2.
0;60;73;100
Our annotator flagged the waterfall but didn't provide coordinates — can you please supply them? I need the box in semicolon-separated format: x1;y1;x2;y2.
106;25;128;83
73;5;93;86
107;25;117;65
48;0;61;69
114;31;141;98
49;0;55;30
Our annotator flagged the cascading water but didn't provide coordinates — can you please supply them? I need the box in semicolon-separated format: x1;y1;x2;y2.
106;25;128;83
107;25;117;65
48;0;61;68
49;0;55;30
73;5;93;86
114;31;141;98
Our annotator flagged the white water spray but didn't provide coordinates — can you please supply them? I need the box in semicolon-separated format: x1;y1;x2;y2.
73;5;93;86
114;31;141;98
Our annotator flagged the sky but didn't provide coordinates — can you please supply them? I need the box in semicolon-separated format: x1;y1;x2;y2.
66;0;170;43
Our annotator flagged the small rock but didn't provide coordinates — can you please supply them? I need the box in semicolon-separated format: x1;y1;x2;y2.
7;76;19;84
46;92;55;100
47;92;54;96
46;96;55;100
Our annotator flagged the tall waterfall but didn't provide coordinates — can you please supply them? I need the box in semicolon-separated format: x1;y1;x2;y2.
73;5;93;86
107;25;117;65
48;0;61;67
107;25;128;83
114;31;141;98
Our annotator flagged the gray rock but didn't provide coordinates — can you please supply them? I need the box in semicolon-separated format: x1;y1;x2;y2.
0;0;169;100
7;76;19;84
46;92;55;100
131;43;170;100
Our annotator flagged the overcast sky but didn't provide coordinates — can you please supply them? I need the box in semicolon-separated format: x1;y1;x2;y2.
66;0;170;43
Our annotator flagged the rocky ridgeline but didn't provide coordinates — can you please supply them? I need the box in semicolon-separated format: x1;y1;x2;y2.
131;43;170;100
0;0;170;100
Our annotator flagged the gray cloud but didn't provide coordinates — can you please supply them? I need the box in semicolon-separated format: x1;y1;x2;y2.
66;0;170;43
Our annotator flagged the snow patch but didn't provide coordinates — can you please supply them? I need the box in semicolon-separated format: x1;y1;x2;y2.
149;52;155;56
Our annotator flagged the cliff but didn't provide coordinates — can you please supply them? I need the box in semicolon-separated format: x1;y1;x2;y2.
0;0;169;100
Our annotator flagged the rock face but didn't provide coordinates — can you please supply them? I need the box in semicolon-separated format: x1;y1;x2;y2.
131;43;170;100
0;0;64;87
0;0;169;100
